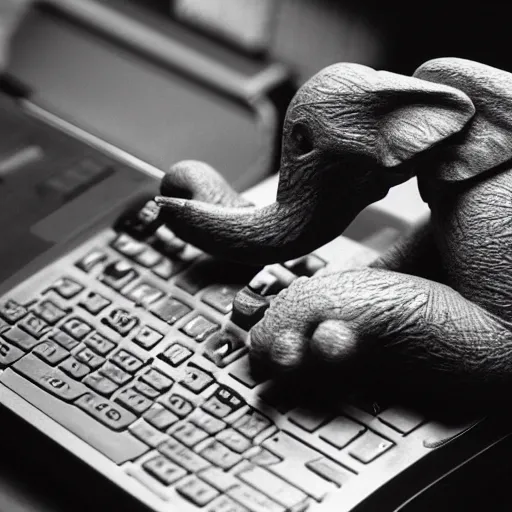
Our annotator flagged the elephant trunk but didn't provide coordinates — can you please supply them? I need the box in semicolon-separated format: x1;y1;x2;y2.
155;192;342;264
156;159;394;265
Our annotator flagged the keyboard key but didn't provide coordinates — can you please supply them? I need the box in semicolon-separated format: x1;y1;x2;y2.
84;332;116;355
142;454;186;485
151;258;180;280
246;447;282;466
32;299;69;325
174;264;210;296
75;347;105;369
129;420;168;448
116;387;153;415
202;285;240;314
0;369;147;464
0;318;11;335
102;308;139;335
83;372;119;396
133;247;162;268
202;396;232;419
133;325;163;350
76;391;136;430
159;343;192;367
318;416;366;449
124;281;164;307
51;277;84;299
159;393;194;418
199;467;240;492
203;331;246;368
0;299;28;323
216;429;251;454
111;233;145;258
175;259;255;296
262;433;336;501
140;367;173;392
230;287;271;330
199;439;241;470
189;410;226;435
227;483;284;512
50;331;79;351
151;297;191;325
228;356;260;389
180;315;219;342
284;254;326;277
110;349;144;374
238;466;308;509
348;431;394;463
176;475;219;507
0;339;23;368
378;406;426;434
13;354;87;402
233;409;271;439
75;249;108;273
33;341;69;365
99;361;131;385
2;327;40;351
59;357;90;379
61;317;92;341
172;422;208;447
180;244;203;262
152;226;186;256
208;496;248;512
158;438;210;472
79;291;111;315
100;261;138;290
305;458;353;488
133;380;160;399
246;270;280;296
288;408;328;433
144;404;179;430
180;364;214;393
18;313;51;339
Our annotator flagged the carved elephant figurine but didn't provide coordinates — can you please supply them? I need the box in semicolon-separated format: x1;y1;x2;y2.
156;58;512;405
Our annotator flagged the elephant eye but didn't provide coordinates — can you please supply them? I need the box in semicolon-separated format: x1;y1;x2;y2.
291;124;314;155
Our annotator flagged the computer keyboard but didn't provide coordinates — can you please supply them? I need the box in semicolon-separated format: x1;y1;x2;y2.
0;197;467;512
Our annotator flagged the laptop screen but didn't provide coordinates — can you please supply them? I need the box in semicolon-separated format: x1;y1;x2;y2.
6;5;269;192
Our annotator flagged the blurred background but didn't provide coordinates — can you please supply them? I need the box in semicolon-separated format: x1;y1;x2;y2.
1;0;509;93
0;0;506;248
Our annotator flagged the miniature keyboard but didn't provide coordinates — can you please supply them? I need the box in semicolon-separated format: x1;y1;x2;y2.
0;197;476;512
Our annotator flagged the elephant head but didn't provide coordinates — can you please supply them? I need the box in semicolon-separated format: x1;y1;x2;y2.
156;63;475;264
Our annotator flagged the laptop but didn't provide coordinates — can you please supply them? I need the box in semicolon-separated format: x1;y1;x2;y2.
0;2;511;511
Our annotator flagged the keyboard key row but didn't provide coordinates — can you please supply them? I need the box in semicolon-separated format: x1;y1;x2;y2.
0;368;147;464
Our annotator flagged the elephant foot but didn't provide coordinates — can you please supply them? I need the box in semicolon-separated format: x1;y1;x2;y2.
248;269;512;409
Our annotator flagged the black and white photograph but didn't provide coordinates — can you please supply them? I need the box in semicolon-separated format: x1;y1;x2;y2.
0;1;511;511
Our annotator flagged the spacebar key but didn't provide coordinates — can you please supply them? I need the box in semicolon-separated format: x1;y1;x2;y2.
0;369;148;464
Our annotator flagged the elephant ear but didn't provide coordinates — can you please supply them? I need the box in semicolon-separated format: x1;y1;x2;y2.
373;70;475;169
414;58;512;182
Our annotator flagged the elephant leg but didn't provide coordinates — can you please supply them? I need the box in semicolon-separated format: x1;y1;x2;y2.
370;217;444;282
249;268;512;404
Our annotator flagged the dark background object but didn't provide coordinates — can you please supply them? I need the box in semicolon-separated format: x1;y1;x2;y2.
133;0;511;84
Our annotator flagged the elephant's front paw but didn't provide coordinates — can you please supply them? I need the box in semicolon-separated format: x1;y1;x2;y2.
248;276;363;372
